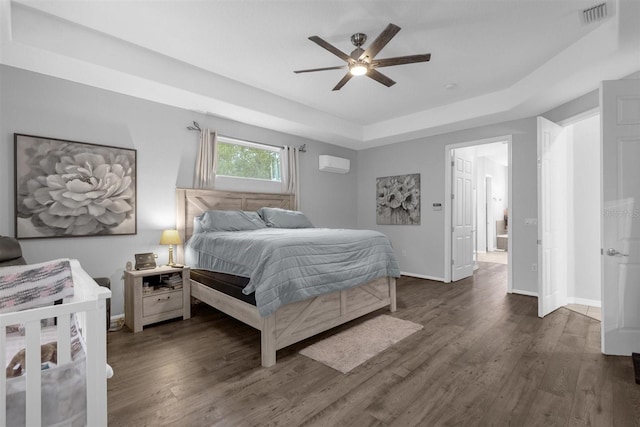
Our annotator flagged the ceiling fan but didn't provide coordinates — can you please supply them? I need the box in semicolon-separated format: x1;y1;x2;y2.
294;23;431;91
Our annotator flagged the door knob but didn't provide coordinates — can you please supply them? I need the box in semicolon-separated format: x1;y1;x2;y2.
606;248;628;257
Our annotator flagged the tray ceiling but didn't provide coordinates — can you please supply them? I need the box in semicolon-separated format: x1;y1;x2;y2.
1;0;638;149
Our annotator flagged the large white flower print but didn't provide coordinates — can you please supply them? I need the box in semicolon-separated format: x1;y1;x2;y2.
16;139;135;237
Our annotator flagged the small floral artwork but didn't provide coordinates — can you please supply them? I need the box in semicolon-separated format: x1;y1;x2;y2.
14;134;136;239
376;174;420;225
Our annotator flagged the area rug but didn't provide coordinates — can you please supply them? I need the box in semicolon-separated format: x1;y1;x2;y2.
299;315;423;373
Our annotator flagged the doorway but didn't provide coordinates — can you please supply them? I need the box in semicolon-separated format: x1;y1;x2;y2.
444;136;512;292
476;145;509;267
537;110;602;319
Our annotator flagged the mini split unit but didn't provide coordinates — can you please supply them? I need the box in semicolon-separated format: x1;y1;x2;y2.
319;155;350;174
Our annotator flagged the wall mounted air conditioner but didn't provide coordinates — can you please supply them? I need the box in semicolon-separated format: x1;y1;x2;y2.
319;155;350;174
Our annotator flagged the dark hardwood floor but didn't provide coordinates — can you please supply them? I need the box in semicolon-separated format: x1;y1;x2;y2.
107;263;639;426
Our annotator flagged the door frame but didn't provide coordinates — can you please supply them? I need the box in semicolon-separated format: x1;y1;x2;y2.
485;176;494;252
444;135;513;293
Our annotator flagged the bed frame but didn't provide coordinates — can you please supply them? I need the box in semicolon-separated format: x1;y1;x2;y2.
176;188;396;367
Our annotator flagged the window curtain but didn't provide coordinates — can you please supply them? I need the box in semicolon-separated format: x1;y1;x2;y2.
193;129;217;189
281;146;300;210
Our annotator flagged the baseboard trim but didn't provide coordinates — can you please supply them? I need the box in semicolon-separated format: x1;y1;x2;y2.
504;291;601;306
510;289;538;297
566;297;601;308
400;272;444;282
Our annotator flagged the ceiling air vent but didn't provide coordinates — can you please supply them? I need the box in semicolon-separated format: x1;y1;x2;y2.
582;2;607;24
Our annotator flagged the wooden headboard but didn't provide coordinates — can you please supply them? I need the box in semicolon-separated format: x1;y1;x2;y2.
175;188;295;263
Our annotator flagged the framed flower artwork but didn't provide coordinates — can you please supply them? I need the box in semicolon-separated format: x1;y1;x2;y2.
376;173;420;225
14;134;137;239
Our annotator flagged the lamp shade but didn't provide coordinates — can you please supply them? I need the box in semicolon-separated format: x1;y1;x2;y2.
160;229;182;245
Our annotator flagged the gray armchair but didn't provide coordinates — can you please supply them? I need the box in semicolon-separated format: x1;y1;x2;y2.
0;236;27;267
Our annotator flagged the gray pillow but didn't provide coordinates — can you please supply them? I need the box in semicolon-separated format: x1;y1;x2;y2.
258;207;314;228
195;210;267;232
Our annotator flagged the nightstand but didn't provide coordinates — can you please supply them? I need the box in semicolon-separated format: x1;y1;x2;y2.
124;266;191;332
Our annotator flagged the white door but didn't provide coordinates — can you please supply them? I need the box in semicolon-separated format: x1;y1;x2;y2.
537;117;568;317
601;79;640;355
452;149;474;281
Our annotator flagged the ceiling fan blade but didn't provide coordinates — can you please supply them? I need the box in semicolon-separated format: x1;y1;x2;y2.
372;54;431;68
309;36;352;62
358;23;401;61
294;65;347;74
332;73;353;91
366;69;396;87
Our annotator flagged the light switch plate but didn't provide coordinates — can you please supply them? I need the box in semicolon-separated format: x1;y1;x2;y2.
524;218;538;226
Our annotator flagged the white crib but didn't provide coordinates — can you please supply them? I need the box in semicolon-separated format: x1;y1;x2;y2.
0;259;111;426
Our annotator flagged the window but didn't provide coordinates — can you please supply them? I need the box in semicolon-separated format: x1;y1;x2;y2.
217;137;281;181
215;136;283;193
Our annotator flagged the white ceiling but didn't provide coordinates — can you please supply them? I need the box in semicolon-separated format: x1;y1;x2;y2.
1;0;639;150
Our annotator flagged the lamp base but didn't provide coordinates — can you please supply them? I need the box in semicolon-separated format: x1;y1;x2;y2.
167;245;175;266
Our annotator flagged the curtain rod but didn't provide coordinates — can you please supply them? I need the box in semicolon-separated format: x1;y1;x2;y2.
186;121;306;153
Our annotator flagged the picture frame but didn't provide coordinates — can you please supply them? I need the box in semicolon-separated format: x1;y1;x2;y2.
14;133;137;239
376;173;421;225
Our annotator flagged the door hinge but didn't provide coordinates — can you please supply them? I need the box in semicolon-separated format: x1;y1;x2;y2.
451;259;455;265
537;239;542;245
451;226;455;233
451;160;455;167
600;248;604;255
451;193;455;200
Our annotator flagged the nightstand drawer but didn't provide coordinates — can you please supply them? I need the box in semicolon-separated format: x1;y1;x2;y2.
143;290;183;317
124;266;190;332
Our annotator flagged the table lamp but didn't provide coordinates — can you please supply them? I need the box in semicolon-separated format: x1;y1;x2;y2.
160;229;181;266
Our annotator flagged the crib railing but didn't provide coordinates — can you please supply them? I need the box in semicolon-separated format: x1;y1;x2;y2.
0;261;111;427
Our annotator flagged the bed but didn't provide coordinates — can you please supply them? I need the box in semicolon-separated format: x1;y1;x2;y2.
176;188;399;367
0;259;111;426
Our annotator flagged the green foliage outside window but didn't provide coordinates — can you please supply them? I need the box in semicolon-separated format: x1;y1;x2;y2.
217;142;281;181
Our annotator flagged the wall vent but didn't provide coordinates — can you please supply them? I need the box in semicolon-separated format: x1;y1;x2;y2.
582;2;607;24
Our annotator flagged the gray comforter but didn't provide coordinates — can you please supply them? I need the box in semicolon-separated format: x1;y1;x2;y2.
185;228;400;316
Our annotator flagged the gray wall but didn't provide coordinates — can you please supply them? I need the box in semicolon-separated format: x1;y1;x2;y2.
357;91;599;295
0;65;358;316
0;63;607;311
357;119;538;293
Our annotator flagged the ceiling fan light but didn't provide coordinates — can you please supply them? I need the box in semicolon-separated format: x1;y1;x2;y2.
350;63;368;76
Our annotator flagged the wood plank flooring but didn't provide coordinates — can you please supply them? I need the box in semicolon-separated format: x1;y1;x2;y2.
107;263;639;426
